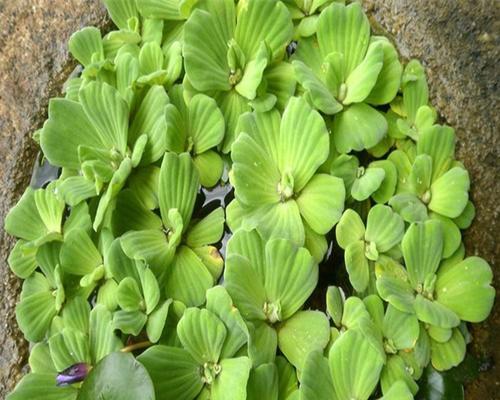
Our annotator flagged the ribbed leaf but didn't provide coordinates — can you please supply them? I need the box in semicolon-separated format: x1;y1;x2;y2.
247;321;278;367
402;60;428;123
57;176;97;206
165;246;214;307
383;305;419;350
136;0;183;19
60;229;102;276
417;124;456;181
218;89;252;152
380;355;418;396
102;0;138;30
296;174;345;234
402;220;443;288
299;350;335;400
333;103;387;153
193;150;224;187
69;27;103;67
335;208;365;249
8;240;37;279
247;363;278;400
40;99;102;169
380;380;413;400
351;167;385;201
159;152;199;228
277;310;330;370
370;159;397;203
344;240;370;292
317;2;370;75
430;328;466;371
264;238;318;320
329;328;384;400
376;274;415;314
146;299;171;343
212;357;252;400
117;277;144;312
5;188;46;241
365;204;404;253
254;201;305;246
107;239;141;283
435;257;494;322
79;81;128;154
189;94;225;153
429;167;469;218
186;207;225;249
414;295;460;329
178;308;227;364
138;346;203;400
279;97;329;191
89;305;122;364
16;291;57;342
6;373;78;400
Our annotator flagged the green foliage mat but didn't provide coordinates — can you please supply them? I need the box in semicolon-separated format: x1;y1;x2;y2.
5;1;495;399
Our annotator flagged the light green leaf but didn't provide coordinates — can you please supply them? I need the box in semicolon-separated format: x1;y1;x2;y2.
402;60;428;123
79;81;128;154
279;97;330;191
296;174;345;234
299;350;335;400
141;268;160;314
113;310;147;335
102;0;138;30
7;373;78;400
247;363;278;400
193;150;225;187
146;299;172;343
365;204;405;253
89;305;122;363
189;94;225;154
431;328;466;371
329;328;384;400
414;295;460;329
351;167;385;201
117;277;144;312
5;188;46;241
429;167;470;218
247;321;278;367
417;124;456;182
69;27;103;67
264;238;318;320
159;152;199;228
402;220;443;288
212;357;252;400
383;305;419;350
217;90;252;153
60;229;102;276
8;240;37;279
345;240;370;292
277;310;330;370
165;246;214;307
16;291;57;342
370;160;397;204
380;355;418;396
380;380;413;400
186;207;225;248
57;176;97;206
333;103;387;153
335;208;365;249
138;345;203;400
435;257;494;322
137;0;183;19
236;42;268;100
389;193;428;223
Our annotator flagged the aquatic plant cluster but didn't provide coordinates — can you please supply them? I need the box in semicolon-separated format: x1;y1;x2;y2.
4;0;495;399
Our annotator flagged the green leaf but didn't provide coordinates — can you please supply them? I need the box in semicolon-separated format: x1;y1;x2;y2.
60;229;102;276
217;90;252;152
247;363;278;400
212;357;252;400
5;188;46;241
16;291;57;342
141;268;160;314
117;277;144;311
184;6;234;92
329;328;384;400
402;60;428;123
402;220;443;288
165;246;214;307
343;41;384;105
345;240;370;292
225;254;267;321
247;321;278;367
189;94;225;153
435;257;494;322
146;299;171;343
380;380;414;400
178;307;227;364
299;350;335;400
89;305;122;364
113;310;147;335
206;286;249;359
79;81;128;154
365;37;402;105
389;193;428;223
159;152;199;229
431;329;466;371
296;174;345;234
29;343;56;373
78;352;154;400
8;240;37;278
376;274;415;314
137;0;183;19
333;103;387;153
264;238;318;320
236;42;268;100
335;208;365;249
102;0;138;30
383;305;420;350
277;310;330;370
138;345;203;400
429;167;470;218
69;27;103;67
293;60;342;114
380;355;418;396
279;97;330;191
193;150;224;187
107;239;141;283
417;125;455;182
326;286;345;327
414;295;460;329
49;328;90;371
370;159;397;203
7;373;78;400
317;2;370;76
351;167;385;201
40;99;102;169
57;176;97;206
365;204;405;253
186;207;225;248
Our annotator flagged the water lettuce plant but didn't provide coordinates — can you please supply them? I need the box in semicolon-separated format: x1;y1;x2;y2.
4;1;495;399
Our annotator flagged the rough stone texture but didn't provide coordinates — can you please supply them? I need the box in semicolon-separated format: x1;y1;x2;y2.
363;1;500;397
0;0;108;395
0;0;498;397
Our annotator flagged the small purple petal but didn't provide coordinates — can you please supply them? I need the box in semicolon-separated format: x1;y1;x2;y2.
56;363;89;386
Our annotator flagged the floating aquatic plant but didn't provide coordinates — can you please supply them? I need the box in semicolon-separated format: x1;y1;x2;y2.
4;0;495;399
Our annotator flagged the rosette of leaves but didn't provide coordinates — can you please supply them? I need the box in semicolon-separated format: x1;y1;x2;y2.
282;0;344;38
330;154;397;203
183;0;295;151
388;125;472;257
165;84;225;187
335;205;404;293
139;288;251;400
39;81;169;229
387;60;437;141
292;2;402;152
7;298;122;400
224;228;330;370
376;220;495;370
228;97;345;260
117;152;224;306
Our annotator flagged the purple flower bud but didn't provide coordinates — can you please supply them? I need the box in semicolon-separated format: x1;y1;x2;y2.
56;363;90;386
